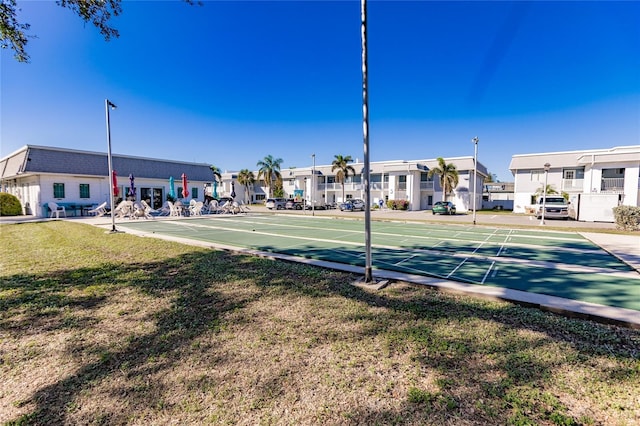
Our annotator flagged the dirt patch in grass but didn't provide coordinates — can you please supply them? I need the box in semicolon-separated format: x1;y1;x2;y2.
1;221;639;425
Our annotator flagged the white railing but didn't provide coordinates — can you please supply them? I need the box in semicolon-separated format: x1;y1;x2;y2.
601;178;624;192
420;181;434;190
561;178;584;191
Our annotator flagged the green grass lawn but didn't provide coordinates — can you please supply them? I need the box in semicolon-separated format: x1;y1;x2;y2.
1;221;639;425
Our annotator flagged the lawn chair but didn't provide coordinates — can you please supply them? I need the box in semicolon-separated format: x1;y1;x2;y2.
48;202;66;218
204;199;219;214
87;201;108;217
140;200;158;219
114;200;134;218
157;202;171;216
167;201;182;217
190;201;204;216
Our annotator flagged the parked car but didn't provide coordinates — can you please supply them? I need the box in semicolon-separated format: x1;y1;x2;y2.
535;196;570;220
265;198;287;210
432;201;456;215
339;199;365;211
285;199;304;210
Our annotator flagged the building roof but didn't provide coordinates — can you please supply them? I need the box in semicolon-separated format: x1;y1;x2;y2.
0;145;213;181
509;145;640;171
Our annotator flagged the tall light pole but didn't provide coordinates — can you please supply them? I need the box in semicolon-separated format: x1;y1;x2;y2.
105;99;118;233
540;163;551;225
361;0;373;283
472;136;479;225
311;153;316;216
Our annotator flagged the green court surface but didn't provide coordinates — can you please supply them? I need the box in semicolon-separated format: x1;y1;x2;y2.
118;214;640;311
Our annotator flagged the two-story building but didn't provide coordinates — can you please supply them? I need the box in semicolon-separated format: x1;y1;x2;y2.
509;145;640;222
228;157;487;212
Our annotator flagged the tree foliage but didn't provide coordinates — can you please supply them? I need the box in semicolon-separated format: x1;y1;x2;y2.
427;157;459;201
331;154;356;203
257;155;283;198
237;168;255;203
1;0;198;63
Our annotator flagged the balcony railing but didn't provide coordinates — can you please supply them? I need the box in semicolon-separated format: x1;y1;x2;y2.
601;178;624;192
420;181;434;190
561;178;584;191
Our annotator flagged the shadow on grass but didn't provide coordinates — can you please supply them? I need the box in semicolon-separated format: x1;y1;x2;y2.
2;243;638;425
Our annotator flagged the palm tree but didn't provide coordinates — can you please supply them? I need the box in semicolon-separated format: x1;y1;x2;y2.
331;154;356;202
237;168;255;204
210;165;222;199
427;157;459;202
534;184;559;198
256;155;283;198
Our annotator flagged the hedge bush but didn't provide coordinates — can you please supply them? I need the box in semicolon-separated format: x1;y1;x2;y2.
387;199;409;210
0;193;23;216
613;205;640;231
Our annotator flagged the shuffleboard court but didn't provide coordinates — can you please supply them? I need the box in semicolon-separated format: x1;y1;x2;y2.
117;214;640;312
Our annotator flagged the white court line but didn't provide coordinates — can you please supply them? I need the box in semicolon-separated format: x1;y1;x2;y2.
394;253;419;266
447;258;468;278
472;242;484;255
127;216;637;279
481;261;496;284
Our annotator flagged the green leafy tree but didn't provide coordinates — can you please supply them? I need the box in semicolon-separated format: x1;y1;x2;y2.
257;155;283;198
1;0;198;63
331;154;356;202
427;157;459;202
237;168;255;203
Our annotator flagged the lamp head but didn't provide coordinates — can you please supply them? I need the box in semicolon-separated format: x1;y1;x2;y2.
472;136;479;144
544;163;551;171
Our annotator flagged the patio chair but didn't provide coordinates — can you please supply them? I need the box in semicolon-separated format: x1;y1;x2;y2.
114;200;134;218
167;201;182;217
140;200;158;219
48;202;66;218
204;199;219;214
87;201;108;217
190;201;204;216
157;202;171;216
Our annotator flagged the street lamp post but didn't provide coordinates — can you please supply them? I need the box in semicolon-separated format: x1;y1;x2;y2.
311;153;316;216
105;99;118;233
540;163;551;225
472;136;479;225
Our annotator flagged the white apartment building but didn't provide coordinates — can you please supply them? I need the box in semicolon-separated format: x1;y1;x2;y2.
228;157;487;212
509;145;640;222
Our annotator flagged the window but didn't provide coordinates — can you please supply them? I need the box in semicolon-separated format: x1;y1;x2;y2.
255;194;265;201
530;170;544;181
420;173;433;182
53;183;65;198
79;184;90;198
191;187;198;199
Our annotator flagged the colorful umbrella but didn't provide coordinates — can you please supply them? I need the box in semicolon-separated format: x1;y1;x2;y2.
112;170;119;197
169;176;175;199
230;182;236;199
213;181;218;199
181;173;189;199
128;174;136;198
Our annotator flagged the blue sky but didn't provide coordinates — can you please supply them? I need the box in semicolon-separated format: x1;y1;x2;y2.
2;0;639;181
